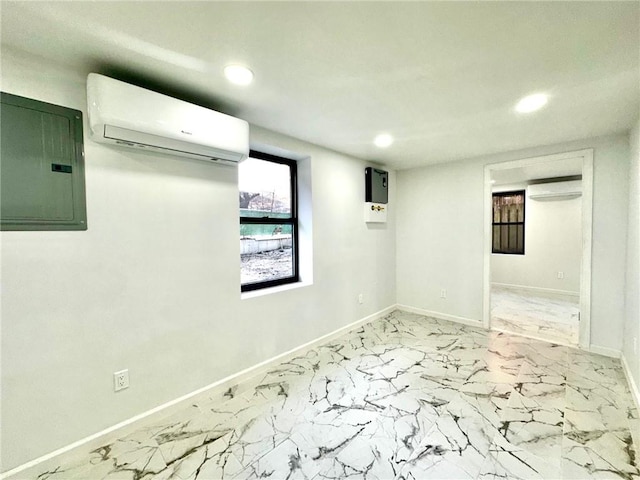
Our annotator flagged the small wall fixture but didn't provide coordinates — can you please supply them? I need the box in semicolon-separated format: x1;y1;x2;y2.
365;167;389;223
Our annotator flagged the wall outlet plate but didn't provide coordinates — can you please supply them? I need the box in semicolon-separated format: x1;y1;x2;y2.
114;369;129;392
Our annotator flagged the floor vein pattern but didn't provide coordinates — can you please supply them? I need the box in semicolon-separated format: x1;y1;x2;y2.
24;311;639;480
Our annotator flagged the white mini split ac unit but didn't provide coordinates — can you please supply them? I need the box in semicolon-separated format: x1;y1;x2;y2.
527;180;582;200
86;73;249;165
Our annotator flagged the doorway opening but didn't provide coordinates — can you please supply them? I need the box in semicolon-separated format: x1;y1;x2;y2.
483;149;593;348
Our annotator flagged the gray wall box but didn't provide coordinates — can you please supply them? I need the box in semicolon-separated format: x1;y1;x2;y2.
1;93;87;230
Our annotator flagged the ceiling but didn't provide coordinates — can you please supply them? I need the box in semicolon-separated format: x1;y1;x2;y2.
1;1;638;170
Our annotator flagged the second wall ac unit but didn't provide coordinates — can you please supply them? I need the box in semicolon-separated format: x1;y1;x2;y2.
527;180;582;200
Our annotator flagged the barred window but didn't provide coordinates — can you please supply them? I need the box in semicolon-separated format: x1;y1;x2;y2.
492;190;525;255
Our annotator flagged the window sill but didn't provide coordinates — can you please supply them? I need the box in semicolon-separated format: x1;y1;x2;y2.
241;280;312;300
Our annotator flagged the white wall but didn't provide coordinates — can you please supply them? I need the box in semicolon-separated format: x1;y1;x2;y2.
623;117;640;398
397;135;629;351
491;185;582;294
0;49;396;471
396;158;485;322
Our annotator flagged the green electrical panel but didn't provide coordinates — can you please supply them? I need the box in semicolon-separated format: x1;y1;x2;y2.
1;92;87;230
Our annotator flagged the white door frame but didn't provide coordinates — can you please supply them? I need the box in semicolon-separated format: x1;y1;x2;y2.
483;149;594;349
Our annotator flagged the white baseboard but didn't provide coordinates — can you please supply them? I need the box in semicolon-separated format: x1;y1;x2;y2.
621;353;640;413
396;304;483;328
586;344;621;359
1;305;396;480
492;282;579;298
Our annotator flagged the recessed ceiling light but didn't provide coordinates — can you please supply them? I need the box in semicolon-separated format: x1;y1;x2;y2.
374;133;394;148
224;65;254;86
515;93;548;113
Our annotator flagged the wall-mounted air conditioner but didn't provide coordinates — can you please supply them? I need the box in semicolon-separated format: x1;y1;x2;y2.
86;73;249;165
527;180;582;200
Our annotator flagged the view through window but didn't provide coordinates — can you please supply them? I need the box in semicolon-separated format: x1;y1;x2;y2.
492;190;525;255
239;151;298;291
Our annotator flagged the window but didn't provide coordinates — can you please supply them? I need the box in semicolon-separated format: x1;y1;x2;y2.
492;190;525;255
239;150;298;291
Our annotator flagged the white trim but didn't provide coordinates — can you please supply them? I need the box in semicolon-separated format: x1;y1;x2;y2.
621;353;640;413
491;327;621;361
483;148;593;349
483;166;493;330
491;326;577;348
580;151;593;348
241;280;313;299
486;149;592;171
586;344;621;359
0;305;396;480
396;304;483;328
491;282;579;298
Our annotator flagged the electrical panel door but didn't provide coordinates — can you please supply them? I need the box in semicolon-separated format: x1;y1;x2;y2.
1;93;86;230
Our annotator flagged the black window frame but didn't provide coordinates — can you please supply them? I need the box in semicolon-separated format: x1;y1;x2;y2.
492;190;526;255
240;150;299;292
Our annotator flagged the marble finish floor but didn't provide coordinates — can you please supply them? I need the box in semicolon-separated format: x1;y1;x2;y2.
24;311;638;480
491;286;580;345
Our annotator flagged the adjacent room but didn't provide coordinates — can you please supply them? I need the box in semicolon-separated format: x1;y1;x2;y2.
489;157;585;346
1;2;638;479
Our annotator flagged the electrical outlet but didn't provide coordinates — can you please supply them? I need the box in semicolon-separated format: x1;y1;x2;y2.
440;289;447;299
557;271;564;279
358;293;364;304
114;369;129;392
